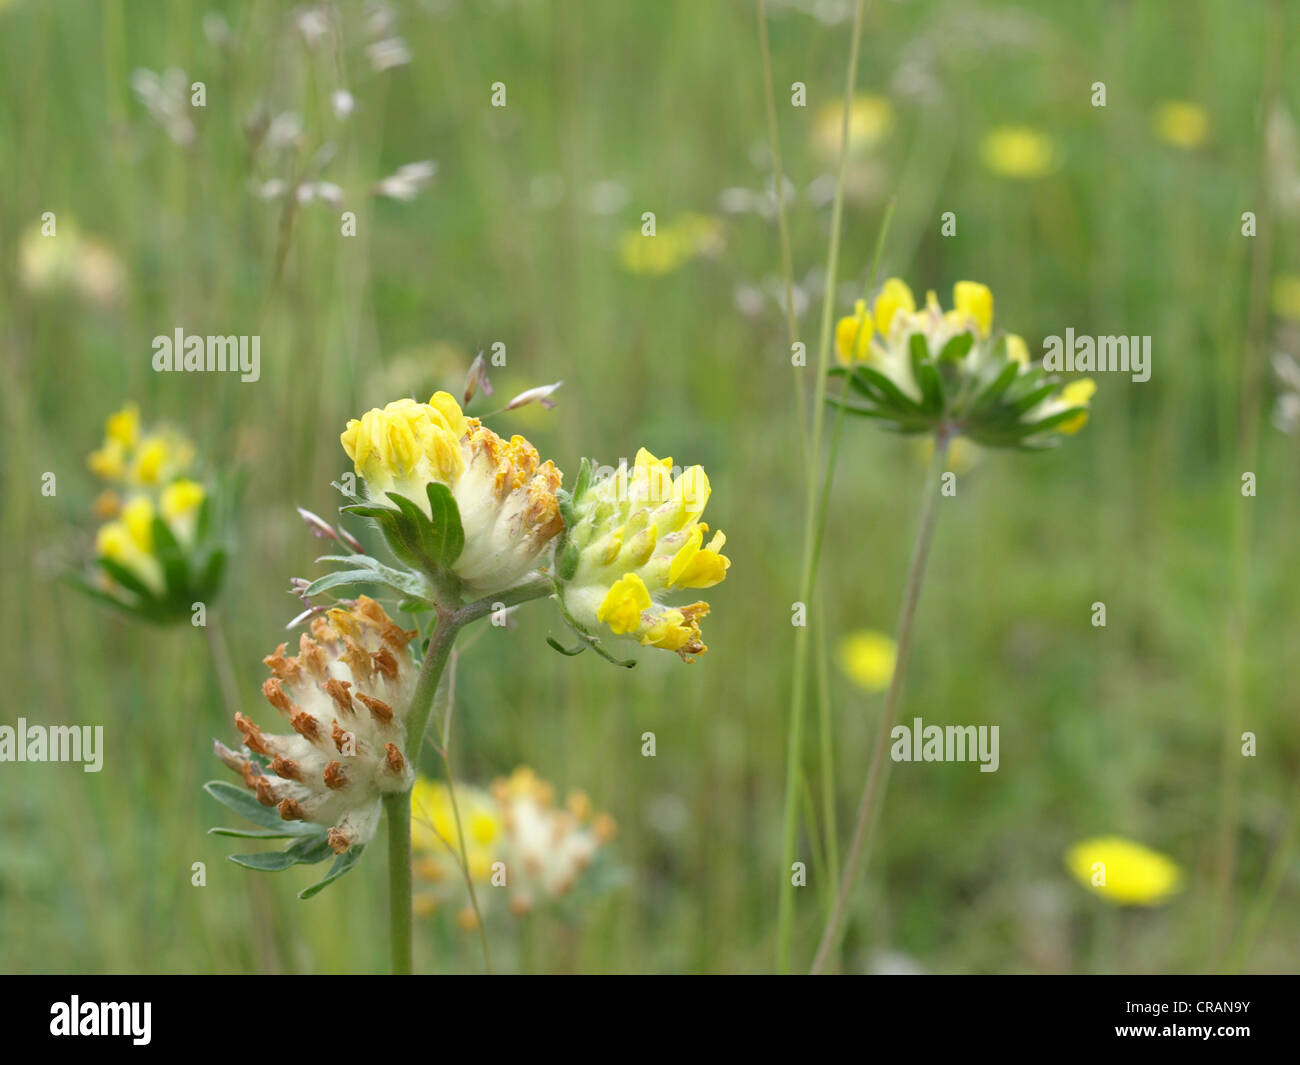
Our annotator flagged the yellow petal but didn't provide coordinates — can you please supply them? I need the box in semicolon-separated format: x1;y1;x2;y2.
1005;334;1030;366
105;403;140;448
161;478;205;523
835;300;872;365
953;281;993;337
121;496;156;553
873;278;916;334
596;573;652;635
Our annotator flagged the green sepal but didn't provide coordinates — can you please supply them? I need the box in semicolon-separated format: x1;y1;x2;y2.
556;540;580;581
299;845;365;899
203;780;321;836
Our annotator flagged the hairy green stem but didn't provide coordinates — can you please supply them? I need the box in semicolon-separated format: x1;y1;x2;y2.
385;574;555;974
810;435;949;974
383;790;415;974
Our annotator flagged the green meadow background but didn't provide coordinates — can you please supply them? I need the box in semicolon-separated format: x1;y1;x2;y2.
1;0;1297;974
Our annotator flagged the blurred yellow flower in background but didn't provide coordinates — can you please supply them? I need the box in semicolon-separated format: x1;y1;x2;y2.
618;212;723;276
18;219;125;308
813;93;894;162
1151;100;1209;150
412;767;616;926
980;125;1058;180
1270;275;1300;320
1065;836;1183;906
79;403;224;619
837;629;897;692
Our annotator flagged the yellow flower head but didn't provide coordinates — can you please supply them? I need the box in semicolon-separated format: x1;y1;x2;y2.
412;767;615;922
832;275;1097;448
1151;100;1209;150
980;125;1058;180
617;214;721;277
1065;836;1183;906
813;93;894;161
559;449;729;662
341;392;564;595
837;630;896;692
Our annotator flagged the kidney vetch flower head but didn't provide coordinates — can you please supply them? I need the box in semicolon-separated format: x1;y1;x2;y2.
412;766;617;927
71;402;228;623
339;391;563;597
210;596;419;882
552;450;730;663
830;277;1095;449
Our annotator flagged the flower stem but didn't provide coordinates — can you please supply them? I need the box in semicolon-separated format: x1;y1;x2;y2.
383;790;414;975
775;0;869;975
385;574;555;974
810;434;949;974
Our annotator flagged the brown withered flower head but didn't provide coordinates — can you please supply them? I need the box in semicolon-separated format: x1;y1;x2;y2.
214;595;418;854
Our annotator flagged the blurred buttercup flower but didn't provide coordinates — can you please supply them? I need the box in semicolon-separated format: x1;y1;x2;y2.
1151;100;1209;150
340;392;564;596
837;629;896;692
554;451;729;663
979;125;1058;180
812;93;894;162
214;596;418;855
618;213;723;276
412;766;616;925
829;278;1095;449
1065;836;1183;906
71;404;228;623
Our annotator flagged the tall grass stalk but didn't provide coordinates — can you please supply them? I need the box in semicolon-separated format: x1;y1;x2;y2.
774;0;869;973
1213;0;1283;965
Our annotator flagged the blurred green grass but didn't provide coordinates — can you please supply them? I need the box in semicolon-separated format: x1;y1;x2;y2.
1;0;1297;973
